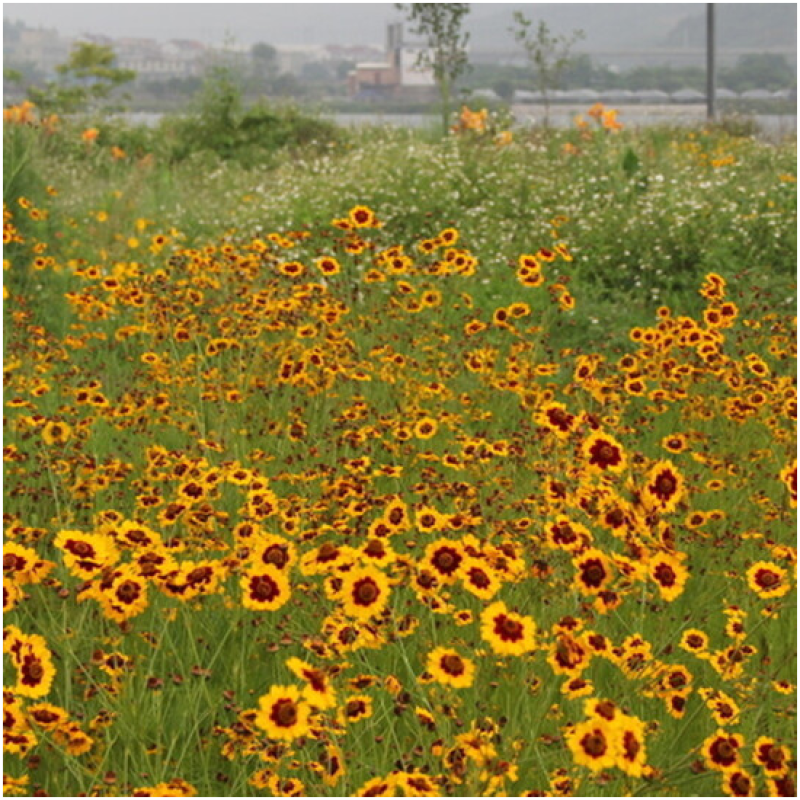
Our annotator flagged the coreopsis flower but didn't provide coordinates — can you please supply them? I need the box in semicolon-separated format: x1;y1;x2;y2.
3;542;53;585
459;556;501;600
348;205;380;229
547;634;591;677
96;565;149;623
54;530;119;579
642;460;686;514
545;516;592;552
315;256;341;276
701;729;744;772
613;714;648;777
648;551;689;602
480;601;537;656
27;702;69;730
339;565;390;621
3;774;30;796
721;769;755;797
240;564;291;612
10;633;55;698
426;647;476;689
354;776;394;797
746;561;791;599
422;539;465;584
572;549;614;595
41;420;72;445
679;628;710;656
382;496;412;532
582;431;627;474
565;718;616;772
753;737;791;776
536;402;577;439
159;560;224;600
340;694;373;724
254;685;311;742
286;657;336;710
413;416;438;439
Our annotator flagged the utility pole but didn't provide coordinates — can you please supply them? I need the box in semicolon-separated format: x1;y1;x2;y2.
706;3;715;120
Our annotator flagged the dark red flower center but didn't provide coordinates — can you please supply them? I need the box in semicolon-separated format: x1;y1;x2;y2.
581;731;607;757
495;614;524;642
250;575;280;603
116;580;141;604
440;654;465;676
353;578;379;606
271;698;298;727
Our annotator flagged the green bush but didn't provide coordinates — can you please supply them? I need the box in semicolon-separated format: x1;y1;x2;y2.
160;67;341;166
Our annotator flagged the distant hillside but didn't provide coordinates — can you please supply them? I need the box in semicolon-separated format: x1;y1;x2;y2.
465;3;796;53
467;4;697;51
662;3;797;48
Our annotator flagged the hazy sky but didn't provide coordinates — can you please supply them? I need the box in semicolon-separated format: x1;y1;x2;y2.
6;3;423;46
5;3;796;51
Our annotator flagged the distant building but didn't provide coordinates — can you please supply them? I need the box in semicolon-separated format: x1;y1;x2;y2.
347;23;436;99
11;26;71;75
276;44;329;75
102;37;209;79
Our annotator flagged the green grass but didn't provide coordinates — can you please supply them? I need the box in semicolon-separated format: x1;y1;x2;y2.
3;110;796;797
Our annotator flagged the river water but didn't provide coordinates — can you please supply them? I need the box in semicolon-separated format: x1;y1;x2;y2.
121;106;796;139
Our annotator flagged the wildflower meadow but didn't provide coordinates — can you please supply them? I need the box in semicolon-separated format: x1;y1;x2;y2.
3;102;797;797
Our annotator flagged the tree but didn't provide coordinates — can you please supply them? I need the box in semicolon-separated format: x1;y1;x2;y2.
251;42;279;78
396;3;471;135
510;12;583;127
27;42;135;114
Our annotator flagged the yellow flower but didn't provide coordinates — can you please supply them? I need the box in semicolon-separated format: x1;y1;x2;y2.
240;564;291;611
565;718;616;772
41;420;72;446
340;565;390;621
254;685;311;741
286;657;337;710
480;601;536;656
746;561;791;599
11;632;56;698
426;647;476;689
648;551;689;602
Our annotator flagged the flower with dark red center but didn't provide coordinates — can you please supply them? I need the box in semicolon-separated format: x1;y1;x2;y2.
573;549;613;595
286;657;336;710
546;516;590;552
255;685;310;741
427;647;475;688
746;561;790;599
648;552;689;602
754;737;790;775
423;539;464;584
702;730;743;771
722;770;754;797
481;601;536;656
10;635;55;699
643;460;685;513
548;634;590;676
566;720;616;771
459;557;500;600
341;566;389;620
583;432;627;474
241;565;290;612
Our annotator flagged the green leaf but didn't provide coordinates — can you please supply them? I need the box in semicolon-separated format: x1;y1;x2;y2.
622;147;640;178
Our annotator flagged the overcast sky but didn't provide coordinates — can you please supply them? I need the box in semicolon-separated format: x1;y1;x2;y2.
5;3;796;51
5;3;421;46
